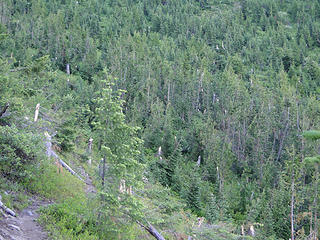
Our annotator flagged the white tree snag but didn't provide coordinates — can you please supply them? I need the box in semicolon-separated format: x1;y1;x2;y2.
155;146;163;161
241;225;245;235
310;206;313;239
34;103;40;122
290;168;295;240
248;225;255;237
314;166;319;239
66;63;71;82
137;221;165;240
119;180;132;195
196;155;201;167
126;186;132;195
66;63;70;75
44;132;83;181
101;157;106;186
119;179;126;193
87;138;93;165
0;196;16;217
157;147;162;157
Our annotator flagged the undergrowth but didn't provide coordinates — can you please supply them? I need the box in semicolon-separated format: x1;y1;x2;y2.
29;161;85;200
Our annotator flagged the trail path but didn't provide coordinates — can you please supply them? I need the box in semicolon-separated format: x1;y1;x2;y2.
0;130;96;240
0;198;50;240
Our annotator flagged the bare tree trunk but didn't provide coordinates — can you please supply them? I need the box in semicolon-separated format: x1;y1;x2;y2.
66;63;70;75
137;221;165;240
34;103;40;122
291;168;295;240
314;165;319;240
102;157;106;187
87;138;93;165
45;132;83;181
248;225;255;237
167;82;170;104
310;205;313;239
196;155;201;167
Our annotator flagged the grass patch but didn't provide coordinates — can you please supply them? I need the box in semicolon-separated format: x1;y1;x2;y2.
29;158;100;240
39;197;99;240
28;161;85;201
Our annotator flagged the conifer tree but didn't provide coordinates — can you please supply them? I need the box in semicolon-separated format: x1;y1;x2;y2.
303;130;320;239
90;70;144;234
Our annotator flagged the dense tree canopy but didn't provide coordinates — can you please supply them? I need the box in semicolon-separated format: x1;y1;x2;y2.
1;0;320;239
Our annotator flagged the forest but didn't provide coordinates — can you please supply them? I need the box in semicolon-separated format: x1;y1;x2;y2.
0;0;320;239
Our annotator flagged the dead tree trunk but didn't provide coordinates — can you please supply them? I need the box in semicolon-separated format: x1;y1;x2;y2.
0;195;16;217
34;103;40;122
44;132;83;181
87;138;93;165
290;167;295;240
196;155;201;167
102;157;106;187
0;103;9;118
314;165;319;240
137;221;165;240
66;63;70;75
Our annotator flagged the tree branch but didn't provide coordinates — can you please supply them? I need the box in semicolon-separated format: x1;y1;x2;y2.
0;103;9;118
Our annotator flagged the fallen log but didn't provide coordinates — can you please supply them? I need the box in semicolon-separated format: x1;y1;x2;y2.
0;196;16;217
137;221;165;240
44;132;83;181
58;158;83;181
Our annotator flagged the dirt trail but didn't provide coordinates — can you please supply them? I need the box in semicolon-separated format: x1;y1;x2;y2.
0;131;96;240
0;198;50;240
0;169;96;240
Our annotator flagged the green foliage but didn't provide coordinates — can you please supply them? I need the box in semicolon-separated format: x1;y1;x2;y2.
39;197;99;240
29;162;85;200
304;156;320;165
1;0;320;238
205;194;220;223
0;125;43;182
55;119;77;152
303;130;320;141
91;72;144;185
0;179;30;212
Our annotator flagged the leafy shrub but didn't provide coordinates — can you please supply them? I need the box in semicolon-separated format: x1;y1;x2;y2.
39;197;99;240
55;119;76;152
0;125;43;182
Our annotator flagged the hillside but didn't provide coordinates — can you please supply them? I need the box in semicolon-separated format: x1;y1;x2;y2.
1;0;320;239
